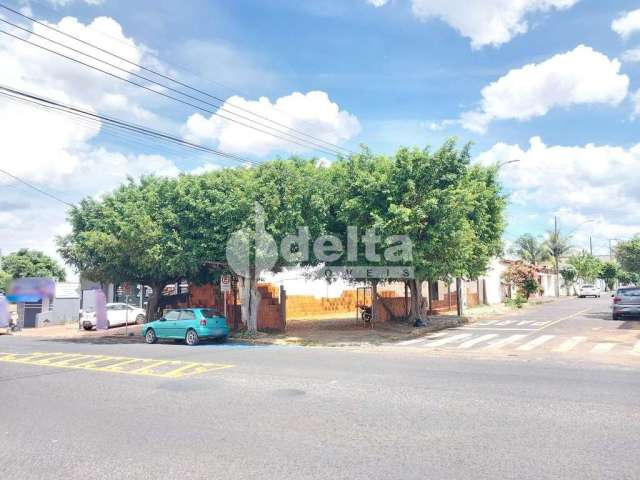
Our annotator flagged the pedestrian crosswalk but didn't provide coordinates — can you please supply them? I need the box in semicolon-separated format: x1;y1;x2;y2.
397;333;640;357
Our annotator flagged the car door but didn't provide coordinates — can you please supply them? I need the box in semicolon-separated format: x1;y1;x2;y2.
158;310;180;337
176;310;197;338
105;304;120;326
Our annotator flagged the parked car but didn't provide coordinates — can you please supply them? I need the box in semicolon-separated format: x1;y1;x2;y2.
612;287;640;320
81;303;146;330
142;308;229;346
578;284;600;298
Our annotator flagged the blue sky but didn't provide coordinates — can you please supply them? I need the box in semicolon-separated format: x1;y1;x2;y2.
0;0;639;262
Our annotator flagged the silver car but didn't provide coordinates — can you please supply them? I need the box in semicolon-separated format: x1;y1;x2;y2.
612;287;640;320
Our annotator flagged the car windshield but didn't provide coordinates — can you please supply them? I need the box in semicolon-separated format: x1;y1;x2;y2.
619;289;640;297
582;285;594;289
201;309;222;319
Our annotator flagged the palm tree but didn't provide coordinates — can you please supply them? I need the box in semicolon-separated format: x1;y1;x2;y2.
512;234;550;265
544;229;572;297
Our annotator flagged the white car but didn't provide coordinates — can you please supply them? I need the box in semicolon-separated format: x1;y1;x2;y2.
81;303;146;330
578;284;601;298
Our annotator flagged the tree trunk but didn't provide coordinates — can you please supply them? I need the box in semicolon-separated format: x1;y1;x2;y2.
240;269;261;333
407;278;423;323
456;278;463;317
146;283;163;321
371;280;378;325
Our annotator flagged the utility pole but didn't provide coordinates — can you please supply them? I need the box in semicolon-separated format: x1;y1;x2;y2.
589;236;593;256
554;216;560;297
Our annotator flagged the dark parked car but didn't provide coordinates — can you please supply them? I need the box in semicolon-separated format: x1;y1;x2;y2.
612;287;640;320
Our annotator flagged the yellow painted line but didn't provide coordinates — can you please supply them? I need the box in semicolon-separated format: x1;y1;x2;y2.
35;354;89;366
127;360;172;375
161;362;202;378
0;352;233;379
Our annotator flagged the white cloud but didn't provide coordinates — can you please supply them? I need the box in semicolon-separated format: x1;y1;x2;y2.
381;0;579;49
190;163;221;175
476;137;640;241
0;14;180;264
367;0;389;6
633;89;640;117
182;91;361;157
612;9;640;39
460;45;629;133
422;119;457;131
621;47;640;63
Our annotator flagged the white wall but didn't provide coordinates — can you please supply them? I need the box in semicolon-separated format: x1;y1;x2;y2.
483;258;507;305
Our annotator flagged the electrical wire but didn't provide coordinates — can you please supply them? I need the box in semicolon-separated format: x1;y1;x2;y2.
0;85;261;166
0;3;355;156
0;26;347;158
0;167;74;207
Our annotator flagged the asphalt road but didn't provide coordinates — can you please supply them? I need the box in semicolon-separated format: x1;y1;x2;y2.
1;297;639;480
398;296;640;363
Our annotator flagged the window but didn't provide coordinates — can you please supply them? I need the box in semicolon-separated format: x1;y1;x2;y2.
619;289;640;297
201;309;222;319
179;310;197;321
164;310;180;321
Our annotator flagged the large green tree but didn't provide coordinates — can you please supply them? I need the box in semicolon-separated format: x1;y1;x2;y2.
58;141;506;329
615;236;640;274
567;252;603;283
58;176;199;319
600;261;619;291
325;140;505;322
1;249;66;282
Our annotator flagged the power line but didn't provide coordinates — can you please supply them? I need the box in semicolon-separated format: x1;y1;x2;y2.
0;167;74;207
0;16;346;157
0;89;239;164
0;26;347;158
0;85;261;167
0;3;355;156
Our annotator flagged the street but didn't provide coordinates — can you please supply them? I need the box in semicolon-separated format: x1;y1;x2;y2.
0;297;639;479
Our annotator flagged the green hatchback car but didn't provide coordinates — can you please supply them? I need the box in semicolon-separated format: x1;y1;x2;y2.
143;308;229;346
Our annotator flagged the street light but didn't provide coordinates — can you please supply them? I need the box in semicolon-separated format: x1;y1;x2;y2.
496;159;521;169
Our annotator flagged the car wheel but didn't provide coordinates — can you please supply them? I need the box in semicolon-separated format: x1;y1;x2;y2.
83;325;93;331
185;329;200;346
135;314;145;325
145;329;157;344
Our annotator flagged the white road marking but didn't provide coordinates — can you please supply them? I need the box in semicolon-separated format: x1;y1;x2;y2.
591;343;616;354
483;334;528;350
516;335;555;351
397;332;447;346
424;333;472;348
553;336;588;353
631;341;640;356
458;334;499;349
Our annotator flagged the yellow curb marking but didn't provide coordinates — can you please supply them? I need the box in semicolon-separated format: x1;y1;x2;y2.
0;352;233;379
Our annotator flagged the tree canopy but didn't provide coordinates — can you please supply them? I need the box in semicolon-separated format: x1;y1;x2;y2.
511;234;549;265
567;252;603;283
615;236;640;275
1;249;66;282
58;140;506;329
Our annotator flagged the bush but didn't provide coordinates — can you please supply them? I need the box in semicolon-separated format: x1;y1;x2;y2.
505;293;527;309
